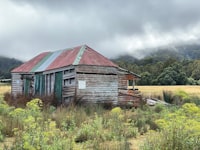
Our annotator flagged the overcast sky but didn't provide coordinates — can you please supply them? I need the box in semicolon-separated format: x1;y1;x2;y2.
1;0;200;61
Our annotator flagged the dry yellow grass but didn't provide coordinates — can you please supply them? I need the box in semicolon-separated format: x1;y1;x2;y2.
0;84;11;95
135;85;200;98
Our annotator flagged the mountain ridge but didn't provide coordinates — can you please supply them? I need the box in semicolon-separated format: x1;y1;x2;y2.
0;56;23;79
114;43;200;64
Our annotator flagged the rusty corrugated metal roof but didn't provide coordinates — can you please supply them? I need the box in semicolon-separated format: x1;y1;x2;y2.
12;45;118;73
46;46;81;70
79;46;118;67
11;52;50;73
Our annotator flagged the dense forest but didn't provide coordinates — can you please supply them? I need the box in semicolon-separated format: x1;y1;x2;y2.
113;44;200;85
0;56;22;79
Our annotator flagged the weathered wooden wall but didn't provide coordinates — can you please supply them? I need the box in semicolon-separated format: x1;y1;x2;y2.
118;74;128;90
11;73;23;96
76;73;118;103
12;73;34;96
76;65;118;74
12;65;140;106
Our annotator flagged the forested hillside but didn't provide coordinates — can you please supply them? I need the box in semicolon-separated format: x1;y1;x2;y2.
0;56;22;79
113;44;200;85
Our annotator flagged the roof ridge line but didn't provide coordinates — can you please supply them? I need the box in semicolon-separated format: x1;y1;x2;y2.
73;45;87;65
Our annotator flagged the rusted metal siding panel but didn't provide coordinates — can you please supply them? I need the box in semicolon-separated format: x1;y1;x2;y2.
76;65;118;74
11;52;50;73
76;73;118;103
11;73;23;96
79;46;118;67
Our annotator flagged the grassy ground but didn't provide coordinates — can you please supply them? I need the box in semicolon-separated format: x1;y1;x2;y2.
135;85;200;99
0;85;199;149
0;84;10;96
1;84;199;99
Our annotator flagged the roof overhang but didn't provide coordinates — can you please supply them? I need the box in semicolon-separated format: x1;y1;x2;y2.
118;67;141;79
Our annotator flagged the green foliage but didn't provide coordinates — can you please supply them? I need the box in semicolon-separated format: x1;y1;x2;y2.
154;104;165;113
0;56;22;79
156;63;187;85
0;120;4;142
174;90;190;104
114;53;195;85
75;114;105;142
190;60;200;80
111;107;122;114
163;90;200;106
137;72;153;85
163;91;174;104
141;103;200;150
130;108;160;134
9;99;73;150
1;95;199;150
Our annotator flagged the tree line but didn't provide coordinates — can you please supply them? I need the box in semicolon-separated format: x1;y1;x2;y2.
114;55;200;85
0;56;22;79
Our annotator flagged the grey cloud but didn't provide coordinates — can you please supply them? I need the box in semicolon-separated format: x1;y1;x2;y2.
1;0;200;60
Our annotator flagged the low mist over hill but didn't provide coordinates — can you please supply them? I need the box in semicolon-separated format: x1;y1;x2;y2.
114;43;200;64
0;56;22;79
113;43;200;85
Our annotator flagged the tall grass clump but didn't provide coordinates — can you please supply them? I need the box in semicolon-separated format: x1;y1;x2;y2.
163;90;174;104
141;103;200;150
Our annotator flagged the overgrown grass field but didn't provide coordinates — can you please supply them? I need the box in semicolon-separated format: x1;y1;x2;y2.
1;84;200;98
136;85;200;98
0;84;10;95
0;85;199;150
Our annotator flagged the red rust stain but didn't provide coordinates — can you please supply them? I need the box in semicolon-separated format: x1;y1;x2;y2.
11;52;50;73
79;46;118;67
46;46;81;70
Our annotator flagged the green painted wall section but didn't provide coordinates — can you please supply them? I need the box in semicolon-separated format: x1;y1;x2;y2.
35;73;45;96
54;72;62;102
24;79;30;96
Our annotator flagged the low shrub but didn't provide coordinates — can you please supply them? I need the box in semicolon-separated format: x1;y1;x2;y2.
154;104;165;113
10;99;74;150
141;103;200;150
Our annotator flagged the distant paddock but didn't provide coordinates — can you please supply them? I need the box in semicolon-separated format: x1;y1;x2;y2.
0;84;11;96
1;85;200;100
135;85;200;99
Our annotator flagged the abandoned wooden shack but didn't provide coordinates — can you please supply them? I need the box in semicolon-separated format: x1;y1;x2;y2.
11;45;141;106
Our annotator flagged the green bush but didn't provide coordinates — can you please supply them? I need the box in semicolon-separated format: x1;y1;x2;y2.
154;104;165;113
141;103;200;150
9;99;74;150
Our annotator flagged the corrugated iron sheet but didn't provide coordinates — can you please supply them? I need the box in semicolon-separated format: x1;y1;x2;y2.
11;52;50;73
46;46;81;70
12;45;118;73
79;46;118;67
33;50;64;72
